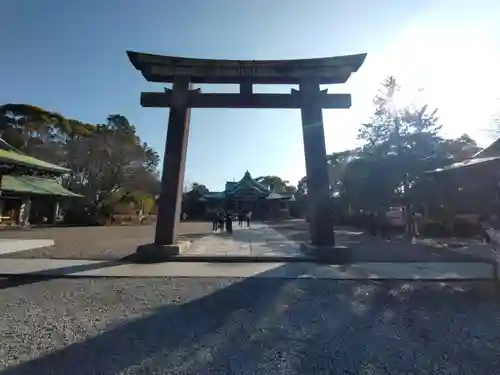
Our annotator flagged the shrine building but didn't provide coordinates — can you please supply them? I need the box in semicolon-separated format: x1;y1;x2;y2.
200;171;294;219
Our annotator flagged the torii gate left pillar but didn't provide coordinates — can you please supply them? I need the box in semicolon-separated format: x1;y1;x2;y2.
136;77;198;260
154;77;193;246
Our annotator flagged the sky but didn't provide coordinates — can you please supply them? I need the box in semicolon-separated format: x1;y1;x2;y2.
1;0;500;191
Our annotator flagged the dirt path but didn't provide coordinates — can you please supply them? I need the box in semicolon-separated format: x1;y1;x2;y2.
0;222;213;260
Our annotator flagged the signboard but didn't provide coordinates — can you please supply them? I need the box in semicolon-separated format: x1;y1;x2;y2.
145;64;349;84
128;51;367;84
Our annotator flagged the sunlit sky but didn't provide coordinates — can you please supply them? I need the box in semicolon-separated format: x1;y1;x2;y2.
1;0;500;190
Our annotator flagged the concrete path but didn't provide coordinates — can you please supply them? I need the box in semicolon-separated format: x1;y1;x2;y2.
0;258;495;280
0;239;54;255
184;222;303;257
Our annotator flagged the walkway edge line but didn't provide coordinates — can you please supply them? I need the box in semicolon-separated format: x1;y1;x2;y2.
0;258;495;280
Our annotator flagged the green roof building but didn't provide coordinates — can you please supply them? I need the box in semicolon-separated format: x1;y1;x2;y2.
0;140;81;226
201;171;294;219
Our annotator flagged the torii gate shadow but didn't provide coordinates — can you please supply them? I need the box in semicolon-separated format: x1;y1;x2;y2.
1;260;498;375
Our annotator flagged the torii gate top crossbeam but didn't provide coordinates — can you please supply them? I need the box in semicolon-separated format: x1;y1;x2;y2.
127;51;367;85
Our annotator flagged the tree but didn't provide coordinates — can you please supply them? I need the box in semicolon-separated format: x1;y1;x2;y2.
190;182;209;195
0;104;71;162
435;134;480;162
353;77;443;213
327;150;356;196
64;115;160;212
182;182;209;218
331;76;488;235
255;175;290;192
296;176;308;196
341;156;402;210
0;104;161;221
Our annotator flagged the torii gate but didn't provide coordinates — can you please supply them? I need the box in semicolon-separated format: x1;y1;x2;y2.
127;51;366;260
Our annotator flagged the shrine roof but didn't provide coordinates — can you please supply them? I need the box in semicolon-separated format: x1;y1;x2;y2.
127;51;367;84
224;181;237;191
472;137;500;158
266;191;292;200
2;175;82;197
202;192;226;199
426;155;500;174
0;148;70;175
226;171;270;195
427;136;500;175
202;172;301;200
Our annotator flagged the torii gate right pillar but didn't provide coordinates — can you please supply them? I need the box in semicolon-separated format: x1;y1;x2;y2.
298;80;335;246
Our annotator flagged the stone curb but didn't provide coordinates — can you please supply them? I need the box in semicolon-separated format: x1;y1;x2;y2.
0;239;55;255
0;259;494;280
127;254;318;264
300;243;352;264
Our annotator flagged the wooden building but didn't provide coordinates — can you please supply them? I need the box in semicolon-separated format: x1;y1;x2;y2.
421;137;500;233
200;171;294;219
0;143;81;226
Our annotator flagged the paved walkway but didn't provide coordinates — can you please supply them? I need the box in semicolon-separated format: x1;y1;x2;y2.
183;222;303;258
0;239;54;255
0;258;495;279
415;237;494;261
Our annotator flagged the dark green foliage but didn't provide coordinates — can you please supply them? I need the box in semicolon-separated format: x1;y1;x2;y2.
0;103;161;222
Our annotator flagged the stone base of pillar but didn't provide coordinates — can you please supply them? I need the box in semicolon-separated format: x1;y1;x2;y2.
308;219;335;247
300;243;351;264
134;241;191;263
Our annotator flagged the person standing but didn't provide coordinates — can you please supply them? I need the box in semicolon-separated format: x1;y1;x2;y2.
368;211;377;238
246;210;252;227
237;210;244;227
412;211;423;237
138;209;145;225
379;210;391;240
225;211;233;233
212;211;219;232
217;210;225;232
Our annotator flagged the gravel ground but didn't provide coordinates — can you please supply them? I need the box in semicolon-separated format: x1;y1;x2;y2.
0;273;499;374
269;221;491;263
0;222;212;260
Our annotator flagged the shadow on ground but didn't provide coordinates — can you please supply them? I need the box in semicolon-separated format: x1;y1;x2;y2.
1;262;499;374
268;221;492;264
0;260;120;290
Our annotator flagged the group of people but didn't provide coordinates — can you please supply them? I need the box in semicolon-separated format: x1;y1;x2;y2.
212;209;253;234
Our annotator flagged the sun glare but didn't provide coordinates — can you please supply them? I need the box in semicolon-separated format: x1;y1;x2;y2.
341;16;500;146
